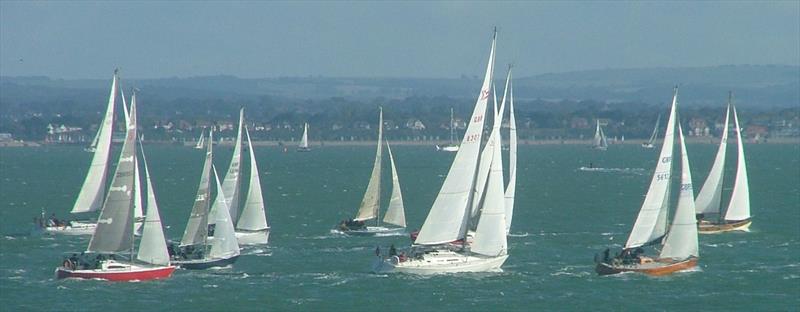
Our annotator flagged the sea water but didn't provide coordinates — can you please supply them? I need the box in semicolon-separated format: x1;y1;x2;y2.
1;144;798;310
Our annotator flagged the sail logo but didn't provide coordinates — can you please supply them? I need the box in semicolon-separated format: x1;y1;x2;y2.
119;156;134;163
480;89;490;100
110;185;128;192
680;183;693;191
97;218;113;224
196;194;207;201
661;156;672;163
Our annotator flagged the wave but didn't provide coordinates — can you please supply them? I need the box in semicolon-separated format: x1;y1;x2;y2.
578;167;646;174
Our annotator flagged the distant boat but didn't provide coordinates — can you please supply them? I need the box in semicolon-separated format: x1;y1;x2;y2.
56;90;175;281
695;92;752;233
436;108;460;152
595;87;699;276
336;108;407;236
194;130;206;149
593;120;608;150
172;129;241;269
642;114;661;148
297;123;311;152
373;30;510;274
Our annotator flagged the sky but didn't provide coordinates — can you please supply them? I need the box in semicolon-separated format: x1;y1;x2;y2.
1;1;798;79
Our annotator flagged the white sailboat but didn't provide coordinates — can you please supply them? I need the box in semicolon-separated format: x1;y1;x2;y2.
504;69;517;235
195;130;206;149
172;129;241;269
56;92;175;281
595;88;699;276
373;29;509;274
234;125;271;244
297;123;311;152
436;108;460;152
593;120;608;150
337;108;407;236
696;92;752;233
642;114;661;148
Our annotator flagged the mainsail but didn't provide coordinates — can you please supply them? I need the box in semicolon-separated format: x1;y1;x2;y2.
355;108;383;222
180;130;214;247
415;30;495;245
725;104;751;222
593;120;608;149
625;88;678;249
299;123;309;149
695;101;730;217
504;70;517;235
71;71;118;214
136;133;170;266
236;126;269;231
382;142;406;228
212;108;244;223
195;130;206;149
86;88;136;253
660;123;699;259
469;85;499;227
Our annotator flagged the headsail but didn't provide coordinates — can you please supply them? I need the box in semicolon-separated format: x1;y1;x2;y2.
469;84;500;227
660;123;699;259
382;142;406;228
415;30;495;245
180;130;214;247
86;87;136;253
355;108;383;221
625;88;678;249
725;103;751;222
136;134;171;266
209;166;241;259
236;126;269;231
195;130;206;149
504;69;517;235
71;71;118;214
695;101;730;217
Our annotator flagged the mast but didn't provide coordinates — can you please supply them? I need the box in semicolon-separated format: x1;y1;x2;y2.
415;28;495;245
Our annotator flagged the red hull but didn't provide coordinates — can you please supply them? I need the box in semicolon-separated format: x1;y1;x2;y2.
55;266;175;281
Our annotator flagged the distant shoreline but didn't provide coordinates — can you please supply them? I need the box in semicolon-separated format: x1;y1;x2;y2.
3;137;798;148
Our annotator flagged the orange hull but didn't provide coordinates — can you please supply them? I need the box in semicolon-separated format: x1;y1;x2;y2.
698;219;751;234
596;257;698;276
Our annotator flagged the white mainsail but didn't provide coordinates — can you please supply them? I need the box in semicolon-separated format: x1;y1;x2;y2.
504;70;517;235
136;134;171;266
415;31;495;245
212;108;244;224
86;88;136;253
209;166;241;259
471;75;508;257
695;103;730;216
593;120;608;149
180;130;214;247
299;123;310;149
625;89;678;249
382;142;406;228
660;123;699;259
355;108;383;222
195;131;206;149
725;104;751;222
71;71;118;214
236;126;269;231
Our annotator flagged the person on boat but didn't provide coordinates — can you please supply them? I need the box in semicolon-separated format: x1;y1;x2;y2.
375;246;381;257
389;244;397;257
602;248;611;263
589;162;594;169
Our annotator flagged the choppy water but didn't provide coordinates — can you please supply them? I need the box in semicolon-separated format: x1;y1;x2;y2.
1;144;798;311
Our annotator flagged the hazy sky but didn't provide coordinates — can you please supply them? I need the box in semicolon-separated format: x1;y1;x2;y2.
1;1;798;79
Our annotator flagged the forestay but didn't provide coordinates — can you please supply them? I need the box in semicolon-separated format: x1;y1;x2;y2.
236;126;269;231
660;123;699;259
625;89;678;249
725;105;751;222
415;31;496;245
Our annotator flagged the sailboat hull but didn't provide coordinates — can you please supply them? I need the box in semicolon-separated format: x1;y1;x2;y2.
436;145;459;152
595;257;697;276
296;147;311;152
235;229;270;245
698;219;751;234
339;226;406;237
55;261;175;281
174;255;239;270
372;250;507;274
42;221;97;235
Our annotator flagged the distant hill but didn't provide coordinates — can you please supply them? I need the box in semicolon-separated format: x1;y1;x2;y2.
2;65;798;109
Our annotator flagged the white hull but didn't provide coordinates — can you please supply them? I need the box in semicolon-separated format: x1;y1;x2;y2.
436;145;459;152
43;221;96;235
372;249;507;274
234;229;270;245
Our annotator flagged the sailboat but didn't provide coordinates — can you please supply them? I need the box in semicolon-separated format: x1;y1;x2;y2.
172;129;241;269
297;123;311;152
695;92;752;233
56;92;175;281
373;29;509;274
436;108;460;152
595;88;699;276
642;114;661;148
194;130;206;149
234;125;271;244
593;120;608;150
336;108;407;236
504;69;517;235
